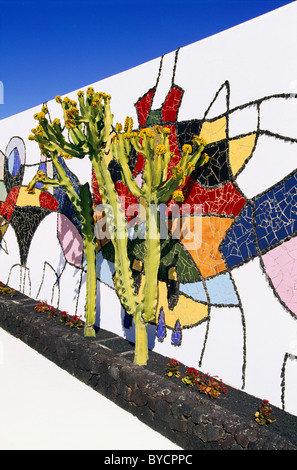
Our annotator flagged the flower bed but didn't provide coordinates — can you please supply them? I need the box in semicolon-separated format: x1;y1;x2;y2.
0;285;297;450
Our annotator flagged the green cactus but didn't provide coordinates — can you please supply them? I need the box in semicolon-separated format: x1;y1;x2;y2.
27;93;138;342
110;120;208;365
26;151;97;337
28;92;208;366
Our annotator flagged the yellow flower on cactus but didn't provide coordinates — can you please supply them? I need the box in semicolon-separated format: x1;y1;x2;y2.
28;134;35;141
53;118;60;126
65;119;76;129
123;132;132;139
182;144;192;154
154;125;162;134
42;106;48;114
26;180;36;194
55;95;62;104
203;153;210;163
172;190;184;202
35;125;43;136
163;127;171;135
193;135;207;147
34;112;45;121
187;161;196;172
124;116;133;133
171;165;184;180
115;123;122;133
77;90;84;97
156;144;167;155
37;170;46;181
87;87;94;97
139;128;154;139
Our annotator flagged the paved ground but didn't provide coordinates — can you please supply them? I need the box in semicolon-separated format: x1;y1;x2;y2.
0;327;181;450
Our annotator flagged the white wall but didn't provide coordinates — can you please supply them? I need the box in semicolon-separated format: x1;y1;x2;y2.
1;2;297;416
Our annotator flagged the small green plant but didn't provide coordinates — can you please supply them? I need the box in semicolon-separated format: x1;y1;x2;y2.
34;301;83;328
59;311;84;329
165;358;180;378
197;374;227;399
35;300;56;317
166;360;227;399
254;399;276;425
0;282;15;296
182;367;200;386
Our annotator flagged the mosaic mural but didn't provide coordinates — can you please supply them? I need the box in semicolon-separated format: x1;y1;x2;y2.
1;38;297;414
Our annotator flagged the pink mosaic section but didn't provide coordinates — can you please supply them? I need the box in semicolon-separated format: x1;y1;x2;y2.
262;237;297;316
58;213;83;268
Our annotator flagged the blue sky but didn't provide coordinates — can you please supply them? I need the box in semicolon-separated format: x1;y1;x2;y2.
0;0;295;120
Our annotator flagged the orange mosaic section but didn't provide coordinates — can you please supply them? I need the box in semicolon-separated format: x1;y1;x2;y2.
170;215;234;278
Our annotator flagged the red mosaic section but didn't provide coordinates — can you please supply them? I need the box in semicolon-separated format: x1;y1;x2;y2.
133;151;145;176
167;178;246;217
162;87;183;122
115;181;139;222
39;192;59;211
135;88;155;127
0;187;20;221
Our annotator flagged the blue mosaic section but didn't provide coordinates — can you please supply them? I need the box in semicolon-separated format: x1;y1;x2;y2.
221;204;257;268
254;173;297;251
205;273;239;305
53;158;81;232
8;148;21;176
179;281;207;302
96;251;115;288
180;273;239;305
172;319;182;346
157;308;166;342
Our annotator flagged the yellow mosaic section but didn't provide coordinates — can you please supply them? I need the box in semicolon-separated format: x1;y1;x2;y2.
199;117;227;144
0;215;8;242
138;278;208;329
229;133;256;176
16;187;41;207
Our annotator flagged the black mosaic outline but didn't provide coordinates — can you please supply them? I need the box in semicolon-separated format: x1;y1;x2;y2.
2;53;297;378
35;261;62;307
198;302;247;389
7;263;22;292
281;352;297;411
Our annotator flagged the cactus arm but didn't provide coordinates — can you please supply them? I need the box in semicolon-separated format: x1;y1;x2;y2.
26;151;97;337
141;199;160;324
79;183;98;337
91;152;139;317
111;135;143;198
36;118;89;159
133;304;149;366
50;152;82;210
156;174;183;203
156;141;207;203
